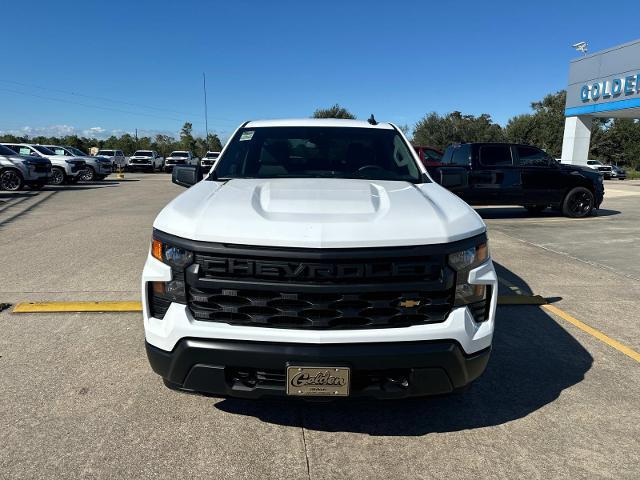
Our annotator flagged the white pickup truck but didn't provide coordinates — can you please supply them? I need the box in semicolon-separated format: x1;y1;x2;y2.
127;150;164;172
142;118;497;400
164;151;198;173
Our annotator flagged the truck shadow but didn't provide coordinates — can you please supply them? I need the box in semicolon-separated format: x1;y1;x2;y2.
214;262;593;435
475;206;620;219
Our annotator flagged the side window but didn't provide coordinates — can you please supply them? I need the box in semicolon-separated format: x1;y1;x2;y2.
423;149;443;161
479;145;513;167
117;151;124;157
517;146;550;167
452;146;470;166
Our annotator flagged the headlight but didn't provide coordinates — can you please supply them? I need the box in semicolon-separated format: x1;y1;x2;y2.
149;239;194;310
151;239;193;268
448;242;489;308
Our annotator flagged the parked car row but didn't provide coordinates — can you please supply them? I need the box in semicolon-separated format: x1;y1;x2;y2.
0;143;114;190
122;150;220;173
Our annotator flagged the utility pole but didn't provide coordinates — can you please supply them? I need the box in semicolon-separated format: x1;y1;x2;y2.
203;72;209;149
135;128;138;150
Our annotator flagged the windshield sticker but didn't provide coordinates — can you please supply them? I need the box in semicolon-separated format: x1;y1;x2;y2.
240;131;254;141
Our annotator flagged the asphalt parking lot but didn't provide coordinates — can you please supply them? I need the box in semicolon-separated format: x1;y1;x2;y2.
1;175;639;479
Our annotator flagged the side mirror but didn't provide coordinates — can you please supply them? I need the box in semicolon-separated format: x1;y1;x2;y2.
440;170;466;189
172;165;202;188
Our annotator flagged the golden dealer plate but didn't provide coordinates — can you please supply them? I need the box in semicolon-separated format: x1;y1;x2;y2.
286;366;350;397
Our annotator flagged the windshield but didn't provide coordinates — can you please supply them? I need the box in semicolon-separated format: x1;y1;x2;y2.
97;150;114;156
133;151;153;157
169;151;189;158
214;127;422;182
47;147;70;156
205;152;220;158
68;147;87;156
33;145;56;155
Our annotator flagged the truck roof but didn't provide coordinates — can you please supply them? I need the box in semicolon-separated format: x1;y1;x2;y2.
244;118;394;129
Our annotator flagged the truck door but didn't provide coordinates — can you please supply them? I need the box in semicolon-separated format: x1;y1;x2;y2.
433;144;471;200
470;144;522;205
516;145;565;205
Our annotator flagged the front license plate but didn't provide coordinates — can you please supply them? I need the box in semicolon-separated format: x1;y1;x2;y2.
286;366;350;397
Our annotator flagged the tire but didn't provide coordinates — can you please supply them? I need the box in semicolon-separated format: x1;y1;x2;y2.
0;169;24;191
49;167;66;185
80;166;96;182
562;187;595;218
524;205;547;215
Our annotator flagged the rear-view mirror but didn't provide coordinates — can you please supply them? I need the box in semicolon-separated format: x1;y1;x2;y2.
172;165;203;188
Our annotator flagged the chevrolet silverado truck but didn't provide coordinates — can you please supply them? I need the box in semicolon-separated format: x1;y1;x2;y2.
127;150;164;172
435;143;604;218
164;151;197;173
200;151;220;169
142;118;497;399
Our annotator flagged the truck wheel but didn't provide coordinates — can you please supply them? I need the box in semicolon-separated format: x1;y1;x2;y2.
562;187;594;218
524;205;547;215
49;167;66;185
80;167;96;181
0;169;24;191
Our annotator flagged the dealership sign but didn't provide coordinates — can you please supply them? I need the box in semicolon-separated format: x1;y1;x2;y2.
580;74;640;102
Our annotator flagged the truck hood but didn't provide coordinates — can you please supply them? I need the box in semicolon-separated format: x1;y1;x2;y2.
154;178;485;248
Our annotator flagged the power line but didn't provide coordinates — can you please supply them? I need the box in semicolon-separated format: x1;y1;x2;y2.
0;79;243;125
0;87;185;122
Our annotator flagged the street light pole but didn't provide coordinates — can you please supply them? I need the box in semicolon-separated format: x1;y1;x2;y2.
203;72;209;149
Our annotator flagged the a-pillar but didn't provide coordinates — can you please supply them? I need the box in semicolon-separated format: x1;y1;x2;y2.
560;115;592;165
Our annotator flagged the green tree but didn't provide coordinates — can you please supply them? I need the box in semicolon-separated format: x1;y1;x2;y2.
504;90;566;157
312;104;356;119
179;122;197;152
412;111;504;150
206;133;223;152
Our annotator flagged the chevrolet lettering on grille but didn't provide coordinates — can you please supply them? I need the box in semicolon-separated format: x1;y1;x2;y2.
199;257;434;280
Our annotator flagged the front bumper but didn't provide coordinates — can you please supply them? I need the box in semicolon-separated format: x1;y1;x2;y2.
146;339;490;399
142;252;497;398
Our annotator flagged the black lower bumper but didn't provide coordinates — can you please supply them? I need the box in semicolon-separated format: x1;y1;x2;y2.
146;339;490;399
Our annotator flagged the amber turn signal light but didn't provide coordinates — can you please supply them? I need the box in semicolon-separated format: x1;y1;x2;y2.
152;239;163;261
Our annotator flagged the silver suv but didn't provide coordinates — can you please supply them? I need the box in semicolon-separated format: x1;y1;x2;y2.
45;145;112;181
1;144;86;185
0;144;51;191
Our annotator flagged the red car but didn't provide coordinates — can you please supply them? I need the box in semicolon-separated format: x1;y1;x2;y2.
413;145;444;174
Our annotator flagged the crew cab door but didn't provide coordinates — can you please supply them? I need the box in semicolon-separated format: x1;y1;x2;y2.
516;145;565;205
433;144;471;200
469;144;522;205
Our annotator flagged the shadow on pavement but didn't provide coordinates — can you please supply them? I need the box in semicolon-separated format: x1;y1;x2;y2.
475;206;620;219
215;262;593;435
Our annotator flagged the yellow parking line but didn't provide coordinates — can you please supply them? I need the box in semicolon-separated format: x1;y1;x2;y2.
13;301;142;313
542;304;640;363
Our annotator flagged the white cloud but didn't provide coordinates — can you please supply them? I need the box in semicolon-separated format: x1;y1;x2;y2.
0;124;174;140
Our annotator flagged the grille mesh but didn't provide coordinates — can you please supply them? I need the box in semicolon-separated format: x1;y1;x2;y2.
187;286;452;329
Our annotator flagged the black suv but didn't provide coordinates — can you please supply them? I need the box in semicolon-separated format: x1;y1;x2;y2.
433;143;604;218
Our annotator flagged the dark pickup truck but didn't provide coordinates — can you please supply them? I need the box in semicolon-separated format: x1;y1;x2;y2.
432;143;604;218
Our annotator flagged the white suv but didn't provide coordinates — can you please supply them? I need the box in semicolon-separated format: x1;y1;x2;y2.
1;143;86;185
142;119;497;399
0;144;51;190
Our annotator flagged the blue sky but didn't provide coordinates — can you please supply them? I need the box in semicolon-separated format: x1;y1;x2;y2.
1;0;638;140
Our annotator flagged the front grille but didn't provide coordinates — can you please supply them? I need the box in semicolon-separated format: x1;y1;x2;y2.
166;160;185;165
187;286;452;329
177;240;460;330
131;159;151;164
